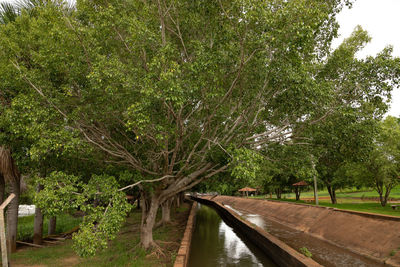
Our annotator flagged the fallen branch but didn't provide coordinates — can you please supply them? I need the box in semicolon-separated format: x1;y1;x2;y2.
16;241;44;248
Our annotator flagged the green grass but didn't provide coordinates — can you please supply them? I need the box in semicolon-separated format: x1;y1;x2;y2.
9;204;190;267
258;197;400;217
315;202;400;217
17;214;82;241
255;185;400;200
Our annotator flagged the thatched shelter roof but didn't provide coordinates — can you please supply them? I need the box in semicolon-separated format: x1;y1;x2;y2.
292;181;308;187
238;187;257;192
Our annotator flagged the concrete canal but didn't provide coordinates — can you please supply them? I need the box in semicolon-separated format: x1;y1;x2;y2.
187;203;277;267
225;204;383;267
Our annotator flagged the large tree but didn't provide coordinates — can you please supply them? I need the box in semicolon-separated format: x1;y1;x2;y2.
352;116;400;206
307;27;400;204
1;0;399;253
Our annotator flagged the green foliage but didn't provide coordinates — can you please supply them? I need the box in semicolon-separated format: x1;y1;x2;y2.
35;171;132;257
34;172;83;215
230;148;264;182
260;144;316;195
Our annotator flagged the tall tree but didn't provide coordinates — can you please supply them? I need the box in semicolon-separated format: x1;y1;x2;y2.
1;0;399;253
308;28;400;204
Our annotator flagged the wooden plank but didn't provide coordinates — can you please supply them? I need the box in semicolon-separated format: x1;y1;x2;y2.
0;209;7;267
0;194;15;210
16;241;44;248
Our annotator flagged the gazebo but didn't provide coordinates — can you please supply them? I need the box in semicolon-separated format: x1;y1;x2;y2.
238;187;257;197
292;181;309;201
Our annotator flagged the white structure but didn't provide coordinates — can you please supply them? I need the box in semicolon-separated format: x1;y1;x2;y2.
18;205;36;217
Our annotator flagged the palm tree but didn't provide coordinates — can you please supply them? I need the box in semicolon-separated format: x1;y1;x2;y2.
0;147;21;253
0;2;18;24
0;0;47;249
1;0;75;248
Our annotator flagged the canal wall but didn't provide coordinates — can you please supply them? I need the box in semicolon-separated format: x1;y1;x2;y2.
192;196;321;267
174;201;197;267
207;195;400;266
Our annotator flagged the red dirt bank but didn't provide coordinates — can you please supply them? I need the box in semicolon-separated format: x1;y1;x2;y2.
205;196;400;266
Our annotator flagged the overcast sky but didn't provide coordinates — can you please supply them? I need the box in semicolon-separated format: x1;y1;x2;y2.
332;0;400;117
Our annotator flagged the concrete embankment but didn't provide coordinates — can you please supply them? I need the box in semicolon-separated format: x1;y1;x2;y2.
174;201;197;267
192;196;321;267
207;196;400;266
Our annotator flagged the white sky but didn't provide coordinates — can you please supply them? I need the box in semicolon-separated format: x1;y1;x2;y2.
1;0;399;117
332;0;400;117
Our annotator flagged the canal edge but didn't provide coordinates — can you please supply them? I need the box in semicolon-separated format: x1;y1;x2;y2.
192;196;322;267
173;200;197;267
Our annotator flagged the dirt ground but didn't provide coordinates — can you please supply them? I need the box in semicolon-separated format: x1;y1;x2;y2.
207;195;400;266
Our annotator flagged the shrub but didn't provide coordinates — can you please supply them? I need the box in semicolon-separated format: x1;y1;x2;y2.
299;247;312;258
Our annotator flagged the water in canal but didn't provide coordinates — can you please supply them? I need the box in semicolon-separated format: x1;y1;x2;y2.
187;203;276;267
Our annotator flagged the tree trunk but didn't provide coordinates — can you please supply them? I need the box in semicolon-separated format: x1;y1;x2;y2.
136;197;141;210
161;198;171;224
48;217;56;235
6;177;20;253
140;194;160;249
176;194;180;208
179;192;185;204
379;193;386;207
0;174;4;204
375;181;385;206
295;187;300;201
327;185;337;204
380;185;392;207
275;188;282;199
33;184;44;245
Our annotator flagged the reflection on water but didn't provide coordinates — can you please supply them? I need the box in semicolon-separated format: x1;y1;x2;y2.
188;203;276;267
225;205;266;229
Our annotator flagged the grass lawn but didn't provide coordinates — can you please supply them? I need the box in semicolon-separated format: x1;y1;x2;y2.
7;204;190;267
